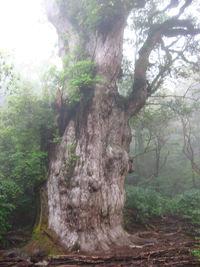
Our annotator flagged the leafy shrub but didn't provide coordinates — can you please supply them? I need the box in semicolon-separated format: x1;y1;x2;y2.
0;196;13;241
0;179;20;241
65;60;98;104
125;186;168;222
125;186;200;225
52;59;99;105
67;60;96;88
0;85;55;244
172;189;200;224
192;248;200;259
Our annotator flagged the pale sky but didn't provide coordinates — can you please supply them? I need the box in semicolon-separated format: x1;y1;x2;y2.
0;0;198;86
0;0;58;81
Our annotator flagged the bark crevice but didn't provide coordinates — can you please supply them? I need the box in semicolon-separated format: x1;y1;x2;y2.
45;0;146;252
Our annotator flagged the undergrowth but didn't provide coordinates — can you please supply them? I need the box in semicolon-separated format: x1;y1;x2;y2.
125;186;200;225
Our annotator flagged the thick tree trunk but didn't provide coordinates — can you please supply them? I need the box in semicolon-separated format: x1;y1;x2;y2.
48;88;132;251
42;0;200;252
44;0;147;252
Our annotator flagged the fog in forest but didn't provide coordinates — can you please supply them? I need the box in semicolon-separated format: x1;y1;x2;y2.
0;0;200;266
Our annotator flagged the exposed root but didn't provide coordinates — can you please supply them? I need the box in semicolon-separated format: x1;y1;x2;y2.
1;216;200;266
47;245;200;266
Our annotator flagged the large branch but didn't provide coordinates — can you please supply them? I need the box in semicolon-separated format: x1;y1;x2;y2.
138;18;200;73
148;0;193;24
127;16;200;116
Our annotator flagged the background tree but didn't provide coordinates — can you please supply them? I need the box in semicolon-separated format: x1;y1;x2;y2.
130;105;172;186
128;77;200;190
170;87;200;184
0;77;55;245
125;79;200;226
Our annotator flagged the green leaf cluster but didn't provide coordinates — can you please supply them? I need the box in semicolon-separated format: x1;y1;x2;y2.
125;185;168;223
0;83;55;243
67;60;97;103
0;179;18;241
172;190;200;224
57;59;98;105
125;186;200;226
0;51;19;95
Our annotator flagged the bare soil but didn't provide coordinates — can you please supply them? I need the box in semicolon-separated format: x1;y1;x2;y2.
1;216;200;266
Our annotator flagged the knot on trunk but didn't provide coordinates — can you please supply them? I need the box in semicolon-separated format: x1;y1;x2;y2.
106;145;129;160
106;145;129;175
88;178;102;192
106;145;125;159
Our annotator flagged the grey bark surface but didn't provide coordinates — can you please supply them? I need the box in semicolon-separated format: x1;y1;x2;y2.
45;0;147;252
48;92;132;251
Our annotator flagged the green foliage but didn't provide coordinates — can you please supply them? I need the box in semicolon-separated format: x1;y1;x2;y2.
125;186;168;222
0;179;19;240
66;60;97;104
41;65;61;101
0;51;19;95
49;57;100;106
0;196;13;241
0;82;55;243
52;135;62;144
192;247;200;259
129;92;200;195
67;60;96;88
172;190;200;224
125;185;200;226
0;178;24;243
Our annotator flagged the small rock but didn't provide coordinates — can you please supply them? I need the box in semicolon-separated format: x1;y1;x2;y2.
35;260;48;266
3;249;18;258
30;248;47;263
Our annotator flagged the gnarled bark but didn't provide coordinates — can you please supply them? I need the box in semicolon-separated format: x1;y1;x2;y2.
48;89;132;251
44;0;139;252
43;0;200;252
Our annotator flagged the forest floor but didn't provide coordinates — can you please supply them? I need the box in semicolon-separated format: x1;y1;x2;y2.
0;215;200;266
